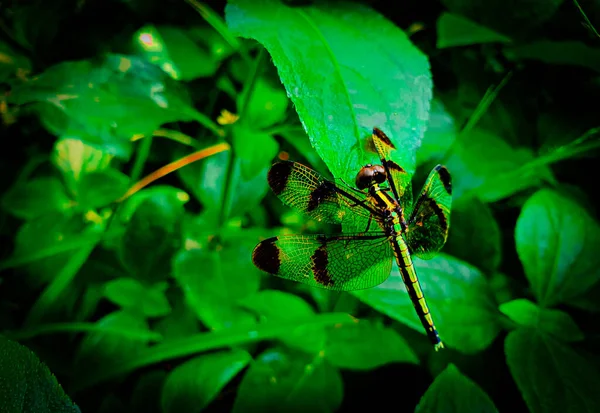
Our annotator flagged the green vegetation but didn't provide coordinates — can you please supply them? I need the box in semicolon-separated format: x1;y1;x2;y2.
1;0;599;412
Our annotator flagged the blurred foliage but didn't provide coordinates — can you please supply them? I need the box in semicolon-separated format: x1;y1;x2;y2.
0;0;599;412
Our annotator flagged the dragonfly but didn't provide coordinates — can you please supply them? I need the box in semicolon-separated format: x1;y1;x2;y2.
252;127;452;350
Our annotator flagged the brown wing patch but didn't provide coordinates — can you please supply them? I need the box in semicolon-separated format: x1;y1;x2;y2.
252;238;282;274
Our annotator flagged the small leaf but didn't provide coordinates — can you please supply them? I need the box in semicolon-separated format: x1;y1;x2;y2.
241;290;325;352
415;363;498;413
437;12;511;48
325;319;418;369
353;253;501;353
232;123;279;180
161;349;251;413
0;335;80;413
444;128;553;202
499;299;583;342
119;190;185;282
104;278;171;318
1;177;73;220
505;328;600;413
0;40;31;82
153;298;200;342
515;189;600;307
444;197;502;274
226;0;432;183
417;97;457;165
233;347;343;413
134;25;229;81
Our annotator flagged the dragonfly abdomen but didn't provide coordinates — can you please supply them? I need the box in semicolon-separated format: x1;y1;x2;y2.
392;236;443;350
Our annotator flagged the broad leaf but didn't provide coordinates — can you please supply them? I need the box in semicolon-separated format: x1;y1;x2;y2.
505;328;600;413
515;189;600;307
104;278;171;318
161;349;251;413
1;177;73;220
233;347;343;413
504;41;600;73
324;319;418;369
437;12;511;48
499;299;583;342
353;253;501;353
237;77;289;130
226;0;432;183
415;364;498;413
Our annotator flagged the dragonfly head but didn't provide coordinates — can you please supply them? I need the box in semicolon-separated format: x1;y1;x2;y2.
355;164;387;189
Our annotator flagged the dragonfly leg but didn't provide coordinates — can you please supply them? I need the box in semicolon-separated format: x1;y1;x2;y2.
363;214;373;233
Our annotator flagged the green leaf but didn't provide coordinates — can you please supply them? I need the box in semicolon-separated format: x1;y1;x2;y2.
417;97;457;165
324;319;418;369
104;278;171;318
505;328;600;413
238;77;289;130
153;298;200;342
515;189;600;307
353;253;501;353
0;40;31;82
172;247;259;330
444;197;501;274
134;25;232;81
241;290;325;353
75;169;129;210
0;335;80;413
499;299;583;342
233;347;343;413
415;363;498;413
9;54;218;159
436;12;511;48
444;128;553;202
119;190;186;282
232;123;279;180
178;149;270;221
161;349;251;413
1;177;73;220
504;41;600;73
226;0;432;183
73;310;154;382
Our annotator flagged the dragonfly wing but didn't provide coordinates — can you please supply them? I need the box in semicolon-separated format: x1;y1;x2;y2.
268;161;375;231
371;128;413;209
405;164;452;259
252;233;394;291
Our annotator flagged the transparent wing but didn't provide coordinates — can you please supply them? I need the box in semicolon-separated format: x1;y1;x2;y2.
405;165;452;259
252;232;394;291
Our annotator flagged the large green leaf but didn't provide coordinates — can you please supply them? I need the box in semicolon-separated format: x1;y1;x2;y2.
505;328;600;413
1;177;73;220
499;299;583;342
233;347;343;413
515;189;600;307
324;319;418;369
9;54;216;159
444;197;502;274
415;364;498;413
436;12;511;49
161;349;251;413
0;335;80;413
226;0;432;183
353;253;501;353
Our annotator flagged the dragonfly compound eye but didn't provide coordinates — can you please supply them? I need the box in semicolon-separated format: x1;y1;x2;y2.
355;164;387;189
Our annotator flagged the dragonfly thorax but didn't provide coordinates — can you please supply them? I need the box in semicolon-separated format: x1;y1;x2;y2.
355;164;387;190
